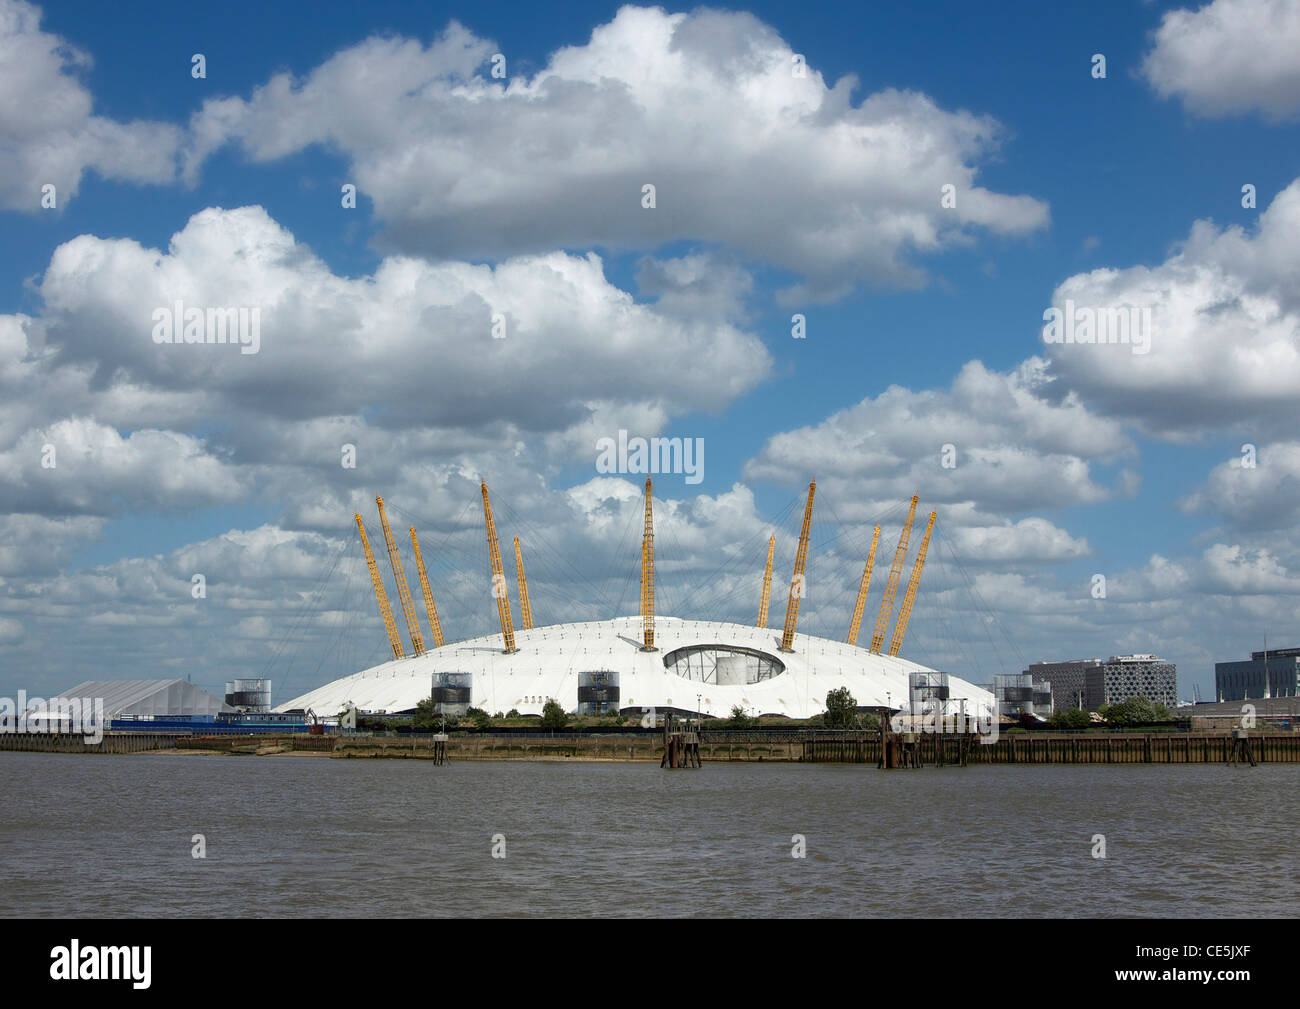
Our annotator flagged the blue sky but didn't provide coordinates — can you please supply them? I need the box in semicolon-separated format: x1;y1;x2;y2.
2;0;1299;703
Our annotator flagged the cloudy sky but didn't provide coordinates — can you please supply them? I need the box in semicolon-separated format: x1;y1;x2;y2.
2;0;1297;705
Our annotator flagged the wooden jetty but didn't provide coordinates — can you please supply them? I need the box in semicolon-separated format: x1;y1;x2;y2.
0;731;185;754
802;730;1300;765
660;713;701;769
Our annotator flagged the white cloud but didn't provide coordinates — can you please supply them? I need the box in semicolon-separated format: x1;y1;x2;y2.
1142;0;1300;122
745;357;1131;517
1043;179;1300;436
1181;442;1300;530
0;418;247;515
0;0;181;210
30;205;770;434
0;513;104;575
184;6;1047;299
945;517;1089;563
0;616;25;644
1199;542;1300;594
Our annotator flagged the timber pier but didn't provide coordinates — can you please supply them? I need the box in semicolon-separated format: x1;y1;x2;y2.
3;729;1299;765
804;730;1300;765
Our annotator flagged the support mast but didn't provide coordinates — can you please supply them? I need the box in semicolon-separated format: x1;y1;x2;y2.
870;494;918;654
780;481;816;652
481;482;517;653
376;496;424;655
846;525;881;645
514;536;534;631
409;526;446;648
757;534;775;628
889;511;935;656
355;513;404;660
641;478;656;650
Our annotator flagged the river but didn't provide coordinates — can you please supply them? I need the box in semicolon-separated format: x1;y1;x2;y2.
2;753;1294;917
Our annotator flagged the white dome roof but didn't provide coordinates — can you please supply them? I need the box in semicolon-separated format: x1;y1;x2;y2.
278;615;996;721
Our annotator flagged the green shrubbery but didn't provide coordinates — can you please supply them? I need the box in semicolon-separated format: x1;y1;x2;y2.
540;699;568;730
1047;707;1092;729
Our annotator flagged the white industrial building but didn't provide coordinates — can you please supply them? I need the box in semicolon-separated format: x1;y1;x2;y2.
24;678;231;726
277;615;997;722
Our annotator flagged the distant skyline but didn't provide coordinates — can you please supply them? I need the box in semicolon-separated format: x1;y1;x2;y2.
2;0;1298;704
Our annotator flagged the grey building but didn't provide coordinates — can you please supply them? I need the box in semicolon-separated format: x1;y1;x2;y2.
1214;647;1300;701
1026;654;1176;710
1025;659;1101;711
1091;654;1177;708
990;673;1053;719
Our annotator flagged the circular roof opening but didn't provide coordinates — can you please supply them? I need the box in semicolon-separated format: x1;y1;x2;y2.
662;644;786;685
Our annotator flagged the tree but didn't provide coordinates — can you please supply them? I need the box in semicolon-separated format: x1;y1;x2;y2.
506;708;520;718
824;687;859;729
1108;695;1157;726
540;699;568;730
412;697;438;730
727;705;757;729
1048;707;1090;729
466;706;492;730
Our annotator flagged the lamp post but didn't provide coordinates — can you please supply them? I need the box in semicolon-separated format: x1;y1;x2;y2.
697;693;701;731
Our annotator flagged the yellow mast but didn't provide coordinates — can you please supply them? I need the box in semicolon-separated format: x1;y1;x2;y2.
376;496;424;655
514;535;534;631
757;534;775;628
870;494;918;653
409;526;445;648
780;481;816;652
889;511;935;657
846;525;881;645
640;478;655;650
355;513;404;661
481;481;517;653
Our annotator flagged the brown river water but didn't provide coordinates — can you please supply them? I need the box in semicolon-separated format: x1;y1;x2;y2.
1;752;1294;917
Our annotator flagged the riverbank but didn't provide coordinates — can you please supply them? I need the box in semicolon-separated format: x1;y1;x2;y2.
6;729;1296;765
5;729;1298;764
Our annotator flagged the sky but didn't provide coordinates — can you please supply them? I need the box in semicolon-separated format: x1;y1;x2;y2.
1;0;1298;706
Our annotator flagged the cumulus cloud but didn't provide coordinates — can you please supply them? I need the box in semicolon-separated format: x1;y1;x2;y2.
635;253;755;322
1042;179;1300;436
0;418;248;516
0;0;181;210
183;5;1047;299
1180;442;1300;531
29;205;770;434
944;517;1089;563
0;616;23;644
1142;0;1300;122
745;357;1132;517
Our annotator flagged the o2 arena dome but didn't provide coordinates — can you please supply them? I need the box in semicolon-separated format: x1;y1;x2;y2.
277;481;997;722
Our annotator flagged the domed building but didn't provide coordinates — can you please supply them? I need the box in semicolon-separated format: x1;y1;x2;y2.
278;614;995;720
276;481;995;723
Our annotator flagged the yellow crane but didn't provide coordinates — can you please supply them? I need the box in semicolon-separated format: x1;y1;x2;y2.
870;494;918;653
846;525;880;646
889;511;935;657
757;534;775;628
514;536;534;631
376;496;424;655
408;526;445;648
640;477;655;650
480;481;517;653
355;513;404;661
780;481;816;652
